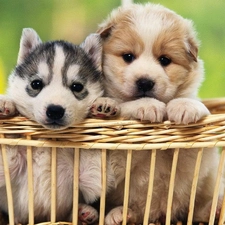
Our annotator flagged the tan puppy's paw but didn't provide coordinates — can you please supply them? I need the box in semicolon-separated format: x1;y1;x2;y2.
167;98;210;124
91;97;120;118
78;203;99;224
0;95;17;117
120;98;166;122
105;206;136;225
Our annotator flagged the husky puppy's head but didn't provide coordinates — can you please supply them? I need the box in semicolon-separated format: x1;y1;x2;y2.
97;3;204;103
8;28;103;130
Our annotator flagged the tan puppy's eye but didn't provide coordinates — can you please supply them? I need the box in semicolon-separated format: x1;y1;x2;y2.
122;53;136;63
159;55;171;67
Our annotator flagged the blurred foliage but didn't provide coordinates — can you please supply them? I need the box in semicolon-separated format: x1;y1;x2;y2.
0;0;224;98
0;58;6;92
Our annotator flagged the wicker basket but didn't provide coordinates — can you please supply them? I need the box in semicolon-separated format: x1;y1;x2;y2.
0;98;225;225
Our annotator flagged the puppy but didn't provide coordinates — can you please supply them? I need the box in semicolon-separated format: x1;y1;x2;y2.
96;3;224;224
97;3;209;124
0;28;116;224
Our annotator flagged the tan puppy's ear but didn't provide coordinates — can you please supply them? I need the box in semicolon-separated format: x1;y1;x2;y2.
97;25;114;39
187;37;198;62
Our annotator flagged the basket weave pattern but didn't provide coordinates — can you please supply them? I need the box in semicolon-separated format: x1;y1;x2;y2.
0;98;225;225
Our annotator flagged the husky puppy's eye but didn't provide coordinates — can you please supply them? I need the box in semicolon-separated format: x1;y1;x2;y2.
31;79;43;90
122;53;136;63
159;56;171;66
70;82;84;92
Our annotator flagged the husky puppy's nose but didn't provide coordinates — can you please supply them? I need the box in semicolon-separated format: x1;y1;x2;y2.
136;78;155;92
46;105;65;120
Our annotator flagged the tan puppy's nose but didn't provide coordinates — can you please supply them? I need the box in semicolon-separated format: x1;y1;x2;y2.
136;78;155;92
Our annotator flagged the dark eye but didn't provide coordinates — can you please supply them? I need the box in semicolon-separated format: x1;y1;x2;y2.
71;82;84;92
159;56;171;67
122;53;136;63
31;79;43;90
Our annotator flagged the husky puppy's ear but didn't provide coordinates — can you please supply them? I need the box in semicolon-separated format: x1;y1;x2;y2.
17;28;42;65
80;33;102;71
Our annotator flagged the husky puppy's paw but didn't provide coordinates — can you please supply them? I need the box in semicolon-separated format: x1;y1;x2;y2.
78;203;99;224
0;95;17;117
105;206;136;225
91;97;120;118
167;98;210;124
120;98;166;122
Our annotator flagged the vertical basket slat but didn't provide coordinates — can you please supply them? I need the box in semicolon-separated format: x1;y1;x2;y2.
27;136;34;225
143;149;157;225
51;146;57;223
166;148;180;225
187;148;204;225
122;149;132;225
218;185;225;225
209;148;225;225
99;149;107;225
1;135;15;225
72;148;80;225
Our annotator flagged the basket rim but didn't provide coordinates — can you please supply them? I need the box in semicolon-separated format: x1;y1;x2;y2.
1;113;225;149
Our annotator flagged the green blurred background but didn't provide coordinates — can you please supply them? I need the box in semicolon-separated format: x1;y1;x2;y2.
0;0;225;98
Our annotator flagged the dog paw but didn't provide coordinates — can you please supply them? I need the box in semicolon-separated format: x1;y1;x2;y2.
120;98;166;122
0;95;17;117
105;206;136;225
91;97;120;118
78;203;99;224
167;98;210;124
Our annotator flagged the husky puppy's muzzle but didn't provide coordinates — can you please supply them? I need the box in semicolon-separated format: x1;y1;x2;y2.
45;104;66;127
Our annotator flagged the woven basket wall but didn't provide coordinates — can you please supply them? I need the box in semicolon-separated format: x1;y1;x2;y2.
0;98;225;225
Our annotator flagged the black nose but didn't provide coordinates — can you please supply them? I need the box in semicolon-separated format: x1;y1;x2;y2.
46;105;65;120
136;78;155;92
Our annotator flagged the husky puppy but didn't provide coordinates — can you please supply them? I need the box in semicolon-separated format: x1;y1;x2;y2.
96;3;225;224
0;28;116;224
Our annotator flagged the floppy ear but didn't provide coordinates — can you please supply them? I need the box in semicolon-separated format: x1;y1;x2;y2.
17;28;42;65
80;33;102;71
184;20;199;62
97;25;113;39
187;38;198;62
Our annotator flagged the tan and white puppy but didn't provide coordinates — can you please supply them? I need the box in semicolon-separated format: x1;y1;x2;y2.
96;3;224;224
98;3;209;124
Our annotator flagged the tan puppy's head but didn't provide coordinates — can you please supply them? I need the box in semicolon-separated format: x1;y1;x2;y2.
97;3;204;103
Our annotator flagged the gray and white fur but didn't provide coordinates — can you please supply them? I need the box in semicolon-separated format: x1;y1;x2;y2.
0;28;116;224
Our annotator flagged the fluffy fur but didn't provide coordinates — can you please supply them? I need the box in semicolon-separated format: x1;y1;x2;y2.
96;3;225;224
0;28;116;224
98;3;209;123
